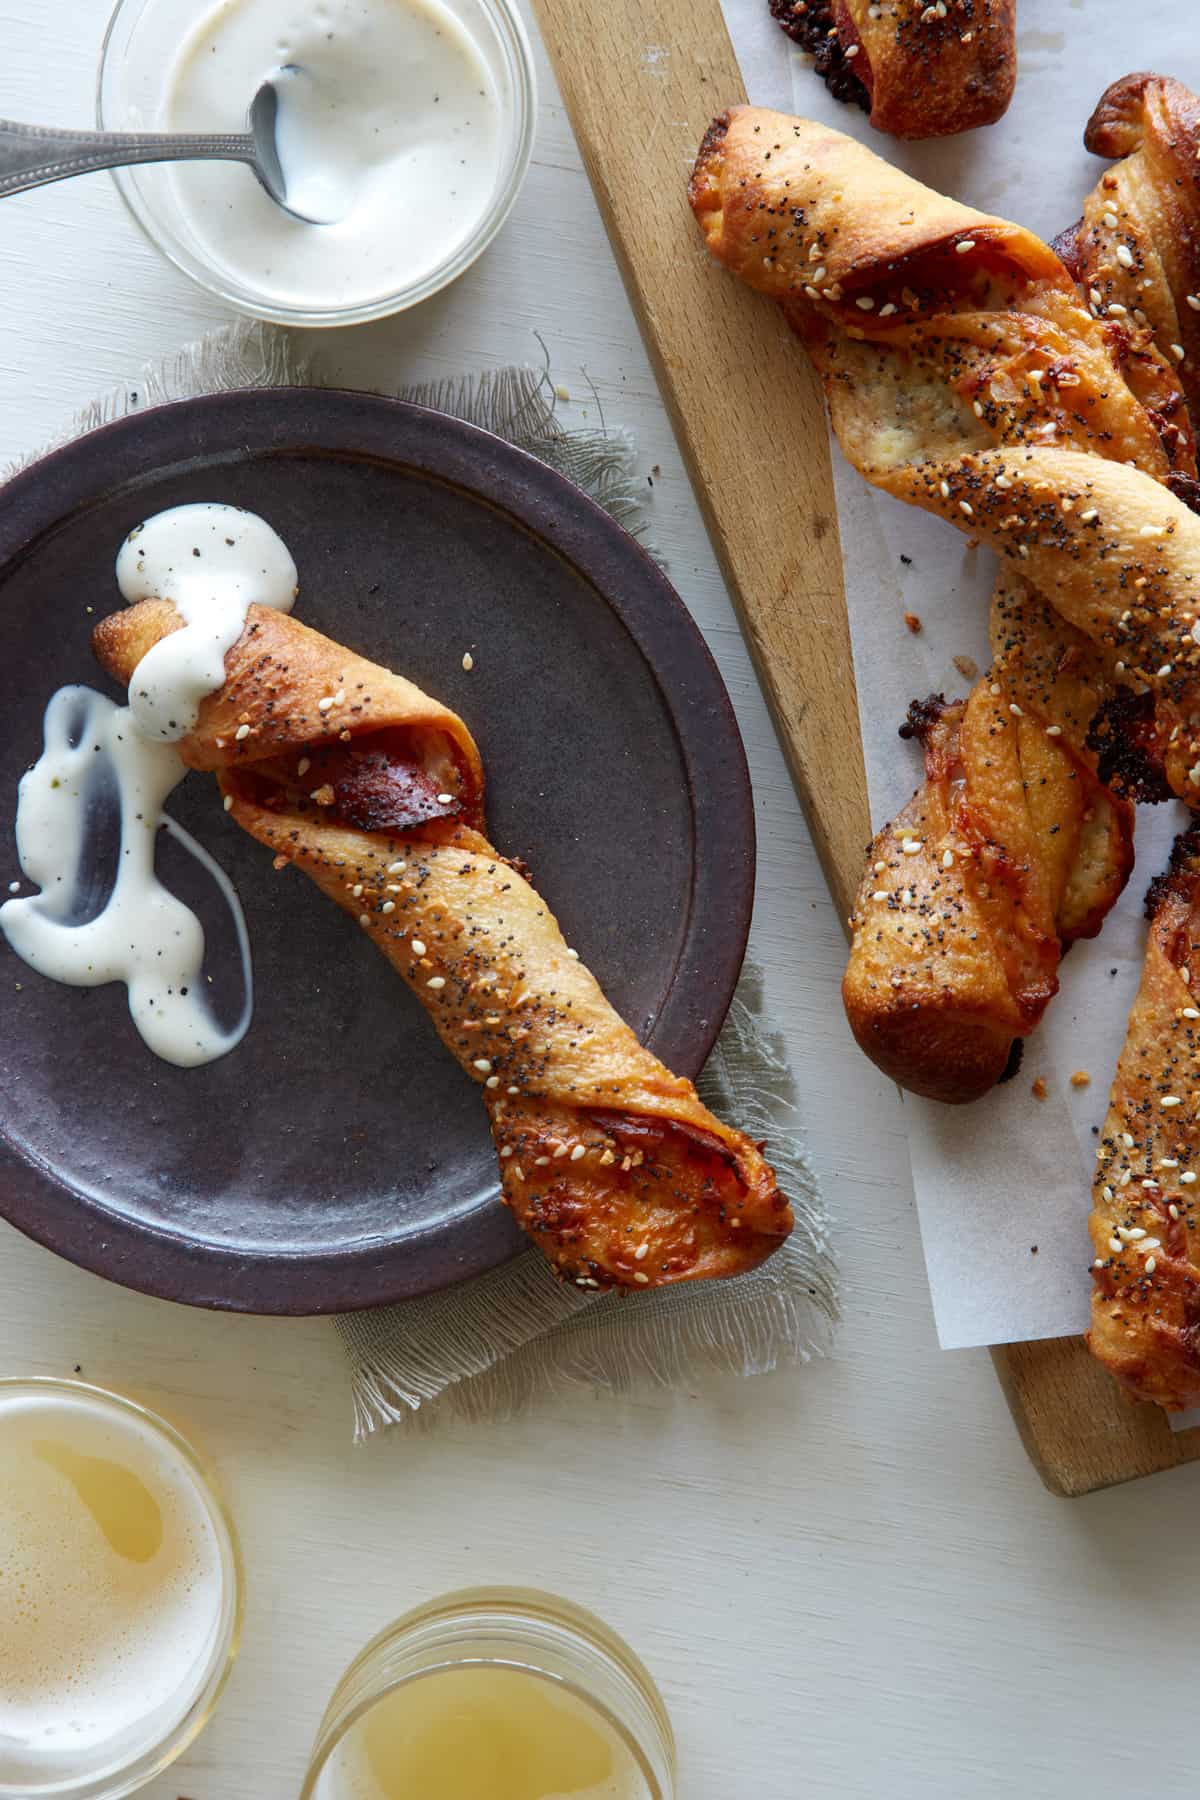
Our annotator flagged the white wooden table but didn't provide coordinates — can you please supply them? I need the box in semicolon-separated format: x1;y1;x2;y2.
2;5;1199;1797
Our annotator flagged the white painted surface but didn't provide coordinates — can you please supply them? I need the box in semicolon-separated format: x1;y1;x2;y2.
0;5;1197;1798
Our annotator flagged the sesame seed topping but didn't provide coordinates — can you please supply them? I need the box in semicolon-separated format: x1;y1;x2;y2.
1173;344;1187;362
1116;244;1134;269
1146;1258;1158;1275
939;480;951;499
956;239;975;254
358;913;370;928
473;1058;492;1073
235;723;251;741
634;1243;649;1261
318;696;335;712
427;975;446;990
1170;1203;1181;1219
1161;1096;1182;1108
223;794;234;812
941;850;954;869
959;501;974;517
500;1145;512;1158
1108;1237;1123;1255
570;1144;586;1162
486;1075;499;1089
1080;508;1098;523
634;1272;650;1284
436;792;453;805
566;948;579;960
871;891;889;902
381;900;395;914
1183;1172;1198;1185
1045;725;1062;737
901;839;922;855
1189;295;1200;312
411;939;427;956
855;294;874;310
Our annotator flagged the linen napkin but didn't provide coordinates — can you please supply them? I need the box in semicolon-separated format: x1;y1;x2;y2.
9;321;837;1435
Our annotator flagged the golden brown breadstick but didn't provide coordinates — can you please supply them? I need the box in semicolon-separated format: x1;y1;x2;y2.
93;599;793;1292
1089;829;1200;1410
691;103;1200;1100
770;0;1016;139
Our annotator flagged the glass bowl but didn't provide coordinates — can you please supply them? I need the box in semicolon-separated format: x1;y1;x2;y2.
0;1377;242;1800
300;1587;678;1798
97;0;537;326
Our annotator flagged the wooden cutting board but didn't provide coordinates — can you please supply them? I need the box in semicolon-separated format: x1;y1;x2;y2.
529;0;1200;1495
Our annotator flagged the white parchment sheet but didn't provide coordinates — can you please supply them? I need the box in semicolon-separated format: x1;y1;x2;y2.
718;0;1198;1346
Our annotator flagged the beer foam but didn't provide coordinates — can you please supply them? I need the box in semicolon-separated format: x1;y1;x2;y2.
0;1388;227;1787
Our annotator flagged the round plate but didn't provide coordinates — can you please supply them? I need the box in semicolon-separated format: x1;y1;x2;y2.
0;389;754;1314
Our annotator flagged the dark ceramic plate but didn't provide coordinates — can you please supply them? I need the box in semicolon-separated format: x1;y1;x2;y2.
0;389;754;1314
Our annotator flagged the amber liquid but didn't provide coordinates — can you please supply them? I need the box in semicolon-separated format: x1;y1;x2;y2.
317;1664;653;1800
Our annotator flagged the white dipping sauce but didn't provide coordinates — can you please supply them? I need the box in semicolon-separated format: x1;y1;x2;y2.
1;504;295;1068
116;502;297;741
163;0;503;311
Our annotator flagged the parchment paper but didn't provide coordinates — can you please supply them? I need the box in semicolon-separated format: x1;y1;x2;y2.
719;0;1198;1346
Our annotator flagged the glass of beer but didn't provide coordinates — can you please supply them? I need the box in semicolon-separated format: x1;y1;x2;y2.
0;1376;242;1799
301;1587;677;1800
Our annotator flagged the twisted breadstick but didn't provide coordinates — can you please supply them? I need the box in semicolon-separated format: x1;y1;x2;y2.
93;599;793;1291
1089;830;1200;1410
770;0;1017;140
1074;76;1200;1406
846;583;1135;1101
691;103;1200;1100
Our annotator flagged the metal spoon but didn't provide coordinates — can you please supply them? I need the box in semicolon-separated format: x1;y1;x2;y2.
0;71;325;224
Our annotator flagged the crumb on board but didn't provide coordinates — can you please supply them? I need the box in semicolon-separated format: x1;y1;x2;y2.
554;384;571;403
1030;1245;1039;1255
1070;1070;1091;1089
953;654;980;683
462;651;474;671
900;553;912;565
904;612;922;634
1032;1077;1048;1101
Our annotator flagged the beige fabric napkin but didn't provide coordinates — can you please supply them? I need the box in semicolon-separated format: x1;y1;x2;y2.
11;321;838;1435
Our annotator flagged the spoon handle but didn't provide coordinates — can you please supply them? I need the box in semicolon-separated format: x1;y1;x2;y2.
0;119;256;200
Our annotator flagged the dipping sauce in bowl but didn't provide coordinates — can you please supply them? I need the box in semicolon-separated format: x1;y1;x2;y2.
98;0;535;323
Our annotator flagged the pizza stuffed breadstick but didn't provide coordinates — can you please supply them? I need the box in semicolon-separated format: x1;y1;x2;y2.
690;101;1200;1101
1089;829;1200;1411
770;0;1017;140
92;598;793;1293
